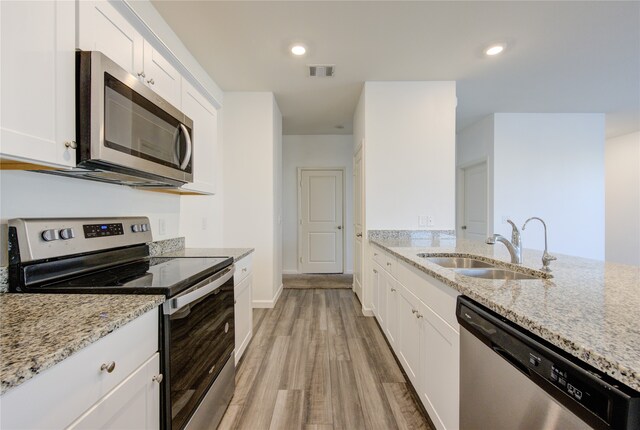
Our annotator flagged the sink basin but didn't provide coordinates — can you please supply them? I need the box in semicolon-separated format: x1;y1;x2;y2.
420;255;497;269
454;268;541;280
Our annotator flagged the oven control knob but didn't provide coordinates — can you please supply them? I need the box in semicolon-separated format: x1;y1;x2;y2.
41;229;60;241
59;228;75;240
141;223;149;232
131;224;141;233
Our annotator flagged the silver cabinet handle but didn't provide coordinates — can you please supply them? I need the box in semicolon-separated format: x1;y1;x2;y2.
390;287;396;292
374;253;378;256
242;268;247;273
387;262;392;267
411;309;418;314
373;269;378;274
100;361;116;373
152;374;163;384
146;78;155;85
64;141;77;149
356;233;362;238
417;313;424;319
337;226;342;230
137;71;146;78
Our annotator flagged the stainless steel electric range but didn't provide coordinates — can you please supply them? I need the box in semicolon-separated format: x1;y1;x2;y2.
8;217;235;430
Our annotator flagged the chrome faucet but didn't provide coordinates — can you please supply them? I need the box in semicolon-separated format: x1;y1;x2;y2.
486;219;523;264
522;217;556;273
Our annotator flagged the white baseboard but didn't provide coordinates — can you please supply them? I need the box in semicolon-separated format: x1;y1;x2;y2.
361;306;374;317
252;283;284;308
282;269;298;275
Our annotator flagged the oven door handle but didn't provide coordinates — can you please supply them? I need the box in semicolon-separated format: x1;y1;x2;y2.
165;266;234;315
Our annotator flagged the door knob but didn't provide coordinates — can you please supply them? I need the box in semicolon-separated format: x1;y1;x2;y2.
100;361;116;373
337;226;342;230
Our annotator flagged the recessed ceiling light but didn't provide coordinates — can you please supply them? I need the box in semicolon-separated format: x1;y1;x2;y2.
485;44;505;56
291;44;307;56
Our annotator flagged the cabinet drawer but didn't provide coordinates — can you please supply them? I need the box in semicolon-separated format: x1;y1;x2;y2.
234;254;253;286
0;309;159;429
372;248;397;277
67;353;160;430
396;262;459;331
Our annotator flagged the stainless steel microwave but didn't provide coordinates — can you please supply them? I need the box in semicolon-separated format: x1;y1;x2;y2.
53;51;194;187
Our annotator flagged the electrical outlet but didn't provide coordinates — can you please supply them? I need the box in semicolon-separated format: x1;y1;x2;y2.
418;216;428;227
202;217;208;230
158;218;166;235
427;216;434;227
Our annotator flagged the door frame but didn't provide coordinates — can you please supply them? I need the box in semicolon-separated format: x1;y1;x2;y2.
297;167;347;274
456;158;492;240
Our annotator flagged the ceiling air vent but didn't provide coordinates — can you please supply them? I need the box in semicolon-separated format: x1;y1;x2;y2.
308;65;335;77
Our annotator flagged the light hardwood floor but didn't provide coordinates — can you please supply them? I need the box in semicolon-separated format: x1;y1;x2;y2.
219;289;433;430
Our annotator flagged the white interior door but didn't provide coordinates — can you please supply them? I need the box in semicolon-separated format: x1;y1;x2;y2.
353;148;363;295
299;169;344;273
462;162;488;241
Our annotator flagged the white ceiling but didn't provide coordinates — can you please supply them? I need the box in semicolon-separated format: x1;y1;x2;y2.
152;1;640;138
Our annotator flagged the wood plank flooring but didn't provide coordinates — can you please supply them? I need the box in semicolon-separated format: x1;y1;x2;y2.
219;289;432;430
283;274;353;289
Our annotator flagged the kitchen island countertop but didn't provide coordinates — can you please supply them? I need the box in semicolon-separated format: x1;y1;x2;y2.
0;294;164;395
368;230;640;392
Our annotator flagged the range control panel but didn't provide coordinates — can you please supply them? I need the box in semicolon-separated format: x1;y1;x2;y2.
83;223;125;239
8;217;153;263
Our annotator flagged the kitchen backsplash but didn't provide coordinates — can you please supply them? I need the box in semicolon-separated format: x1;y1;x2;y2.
0;237;186;293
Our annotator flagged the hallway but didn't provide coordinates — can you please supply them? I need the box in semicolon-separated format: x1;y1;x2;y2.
219;289;432;430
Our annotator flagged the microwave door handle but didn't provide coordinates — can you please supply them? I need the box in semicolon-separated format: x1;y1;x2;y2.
178;123;192;170
172;125;181;165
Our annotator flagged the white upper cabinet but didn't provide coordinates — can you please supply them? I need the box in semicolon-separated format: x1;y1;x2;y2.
180;80;218;194
78;1;181;109
77;1;144;77
0;0;76;167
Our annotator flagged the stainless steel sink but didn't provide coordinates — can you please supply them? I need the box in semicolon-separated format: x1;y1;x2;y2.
419;255;497;269
454;268;541;280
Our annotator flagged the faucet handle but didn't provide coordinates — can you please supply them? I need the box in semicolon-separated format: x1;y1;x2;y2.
541;251;557;272
486;235;497;245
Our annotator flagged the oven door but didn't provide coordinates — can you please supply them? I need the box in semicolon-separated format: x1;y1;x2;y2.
78;51;194;184
162;266;235;430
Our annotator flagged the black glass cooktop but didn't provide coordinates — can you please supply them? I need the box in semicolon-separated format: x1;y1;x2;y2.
37;256;232;297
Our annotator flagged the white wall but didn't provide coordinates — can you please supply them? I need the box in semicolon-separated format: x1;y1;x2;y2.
364;81;457;230
179;111;225;248
455;115;495;237
457;113;606;260
0;170;181;264
605;131;640;265
222;92;282;307
282;135;354;274
493;114;605;260
272;99;283;297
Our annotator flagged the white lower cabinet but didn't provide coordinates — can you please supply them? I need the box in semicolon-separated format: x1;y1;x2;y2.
370;246;460;430
418;303;460;430
396;283;421;386
0;310;160;429
371;263;380;317
234;254;254;364
68;353;160;430
385;272;399;349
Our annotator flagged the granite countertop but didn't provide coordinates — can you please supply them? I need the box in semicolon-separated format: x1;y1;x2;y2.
0;294;164;395
159;248;254;262
368;230;640;392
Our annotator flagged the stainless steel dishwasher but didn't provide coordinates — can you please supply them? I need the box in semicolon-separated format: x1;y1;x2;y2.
456;296;640;430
